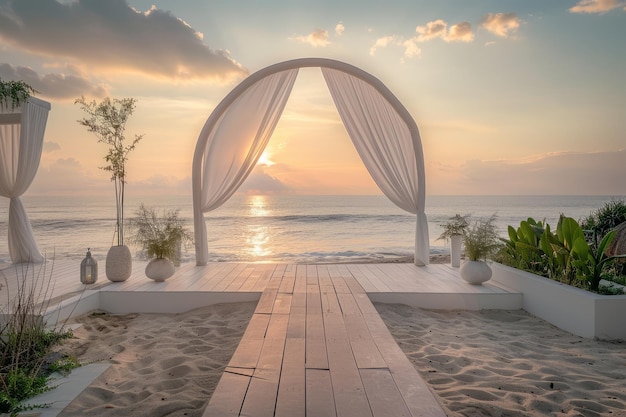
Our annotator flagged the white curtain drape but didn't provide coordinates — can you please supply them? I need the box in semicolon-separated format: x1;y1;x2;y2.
193;69;299;264
321;67;429;265
0;97;50;263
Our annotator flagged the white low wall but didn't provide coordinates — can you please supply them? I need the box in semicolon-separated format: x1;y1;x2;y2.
491;263;626;340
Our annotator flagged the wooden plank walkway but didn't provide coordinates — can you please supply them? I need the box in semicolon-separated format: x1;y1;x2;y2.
203;266;447;417
0;260;520;416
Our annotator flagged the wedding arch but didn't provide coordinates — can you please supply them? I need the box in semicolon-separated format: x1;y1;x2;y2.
192;58;429;266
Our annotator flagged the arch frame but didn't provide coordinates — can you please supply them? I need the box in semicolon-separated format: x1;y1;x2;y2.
192;57;428;265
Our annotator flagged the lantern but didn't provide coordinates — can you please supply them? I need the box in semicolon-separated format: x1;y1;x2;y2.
80;248;98;284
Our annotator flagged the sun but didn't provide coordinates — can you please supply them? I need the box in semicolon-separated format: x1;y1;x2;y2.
257;150;275;166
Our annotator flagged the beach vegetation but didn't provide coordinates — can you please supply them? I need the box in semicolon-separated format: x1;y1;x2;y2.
0;263;75;415
463;214;501;262
0;79;37;110
75;96;145;246
438;214;470;242
130;204;193;261
497;215;626;294
580;198;626;248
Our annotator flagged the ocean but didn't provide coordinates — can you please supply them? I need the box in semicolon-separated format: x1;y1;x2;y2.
0;194;622;265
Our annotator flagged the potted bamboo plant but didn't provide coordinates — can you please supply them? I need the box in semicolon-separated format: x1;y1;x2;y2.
460;214;502;285
76;96;144;281
130;204;193;281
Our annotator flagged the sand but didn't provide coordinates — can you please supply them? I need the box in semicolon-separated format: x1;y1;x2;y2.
375;303;626;417
57;302;256;417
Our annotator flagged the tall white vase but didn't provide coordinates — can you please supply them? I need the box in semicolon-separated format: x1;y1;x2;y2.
106;245;132;282
450;234;462;267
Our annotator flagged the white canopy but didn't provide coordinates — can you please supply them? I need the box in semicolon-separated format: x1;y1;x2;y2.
0;96;50;263
192;58;429;266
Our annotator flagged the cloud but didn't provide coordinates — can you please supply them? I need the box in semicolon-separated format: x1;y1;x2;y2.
238;166;290;195
569;0;626;13
43;141;61;152
335;22;345;36
369;35;400;56
480;13;521;38
447;22;475;42
29;157;108;195
438;150;626;195
0;63;107;99
0;0;246;81
416;19;448;41
291;28;331;47
402;38;421;58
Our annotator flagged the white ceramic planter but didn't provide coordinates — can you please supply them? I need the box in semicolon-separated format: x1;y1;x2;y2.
145;258;175;282
450;234;462;267
460;260;492;285
105;245;132;282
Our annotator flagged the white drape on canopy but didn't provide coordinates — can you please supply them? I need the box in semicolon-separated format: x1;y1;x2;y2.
321;68;429;265
193;69;299;265
0;97;50;263
193;58;429;266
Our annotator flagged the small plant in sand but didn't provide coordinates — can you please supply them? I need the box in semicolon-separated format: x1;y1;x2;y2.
130;204;193;261
0;262;75;414
0;79;37;110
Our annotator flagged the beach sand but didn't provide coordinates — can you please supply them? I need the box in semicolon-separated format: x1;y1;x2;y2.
57;302;256;417
375;303;626;417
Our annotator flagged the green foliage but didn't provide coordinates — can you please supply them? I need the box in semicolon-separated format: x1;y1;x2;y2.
580;198;626;248
48;355;81;376
0;263;76;415
497;218;546;273
75;96;145;246
130;204;193;260
463;214;502;261
498;215;626;293
0;79;37;110
437;214;470;242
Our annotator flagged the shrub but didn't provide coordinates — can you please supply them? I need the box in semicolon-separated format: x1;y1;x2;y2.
580;198;626;248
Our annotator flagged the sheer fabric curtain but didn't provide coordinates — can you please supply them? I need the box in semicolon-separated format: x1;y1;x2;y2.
0;97;50;263
194;69;298;264
321;67;429;265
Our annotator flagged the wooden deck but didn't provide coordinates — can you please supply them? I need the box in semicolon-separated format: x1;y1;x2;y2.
0;260;523;417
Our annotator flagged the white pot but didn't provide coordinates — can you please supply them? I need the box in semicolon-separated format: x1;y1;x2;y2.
450;234;462;267
460;260;492;285
145;258;175;282
106;245;132;282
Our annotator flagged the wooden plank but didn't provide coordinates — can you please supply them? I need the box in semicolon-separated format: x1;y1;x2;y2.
273;292;292;315
351;292;448;417
322;289;373;417
228;313;270;369
256;288;278;314
202;371;250;417
275;338;305;417
360;369;411;417
336;293;387;369
239;314;289;417
306;279;328;370
306;369;337;417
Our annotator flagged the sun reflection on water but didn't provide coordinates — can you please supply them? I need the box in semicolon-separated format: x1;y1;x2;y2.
245;195;272;259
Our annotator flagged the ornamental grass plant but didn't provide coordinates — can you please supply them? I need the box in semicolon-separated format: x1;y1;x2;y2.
0;262;76;415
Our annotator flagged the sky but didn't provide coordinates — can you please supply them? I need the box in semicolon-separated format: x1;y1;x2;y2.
1;0;625;197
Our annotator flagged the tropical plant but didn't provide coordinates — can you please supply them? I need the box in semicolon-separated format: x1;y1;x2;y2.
75;96;144;246
0;79;37;110
130;204;193;260
437;214;470;242
497;218;546;273
580;198;626;248
463;214;502;262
